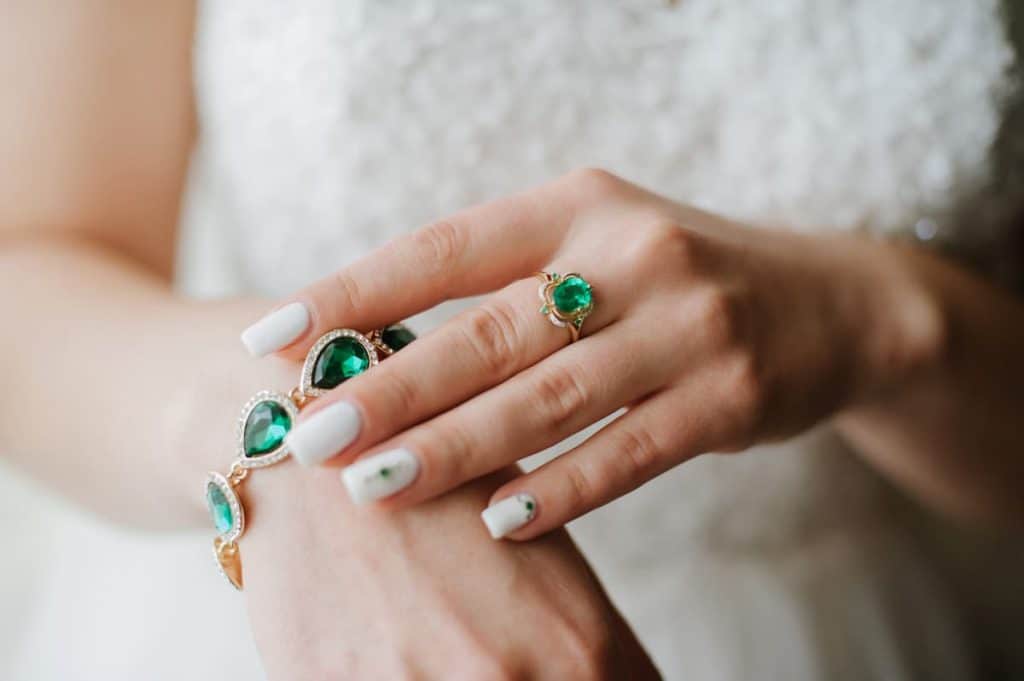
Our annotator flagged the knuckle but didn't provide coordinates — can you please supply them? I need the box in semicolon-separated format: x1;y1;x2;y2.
444;634;520;681
422;420;475;482
563;460;596;517
727;351;767;436
380;367;420;417
613;426;662;481
563;166;623;197
331;270;364;312
571;645;616;681
456;656;520;681
532;365;591;433
462;299;522;377
414;219;467;274
455;658;519;681
691;284;750;350
629;221;700;272
554;619;617;681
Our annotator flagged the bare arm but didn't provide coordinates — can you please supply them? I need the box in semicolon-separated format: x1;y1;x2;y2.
1;0;191;274
0;0;214;526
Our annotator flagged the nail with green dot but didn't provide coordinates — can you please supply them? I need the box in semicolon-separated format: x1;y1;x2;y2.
481;493;538;539
340;448;420;505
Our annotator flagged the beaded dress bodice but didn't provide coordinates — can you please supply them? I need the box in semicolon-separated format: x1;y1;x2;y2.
2;2;1021;679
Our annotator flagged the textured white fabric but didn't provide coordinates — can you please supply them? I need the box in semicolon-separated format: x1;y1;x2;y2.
185;0;1017;299
1;1;1021;679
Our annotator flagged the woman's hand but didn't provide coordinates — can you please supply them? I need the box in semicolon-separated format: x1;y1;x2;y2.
247;169;943;539
243;461;658;680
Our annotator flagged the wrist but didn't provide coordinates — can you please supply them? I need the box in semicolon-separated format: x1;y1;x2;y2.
829;233;948;409
160;299;300;526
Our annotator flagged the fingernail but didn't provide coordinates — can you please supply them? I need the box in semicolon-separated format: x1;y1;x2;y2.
481;493;537;539
240;302;310;357
340;448;420;505
285;401;361;466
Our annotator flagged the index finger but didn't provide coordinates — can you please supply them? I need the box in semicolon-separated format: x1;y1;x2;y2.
240;180;575;360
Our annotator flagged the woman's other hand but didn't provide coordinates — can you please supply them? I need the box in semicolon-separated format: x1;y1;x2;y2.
242;461;659;680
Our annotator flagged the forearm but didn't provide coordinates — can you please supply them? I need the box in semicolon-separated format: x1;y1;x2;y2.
0;233;291;528
836;242;1024;528
1;0;200;526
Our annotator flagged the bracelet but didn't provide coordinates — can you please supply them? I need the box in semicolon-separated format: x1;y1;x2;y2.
205;323;415;590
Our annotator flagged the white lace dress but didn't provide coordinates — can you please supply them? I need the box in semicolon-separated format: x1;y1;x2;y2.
1;1;1021;679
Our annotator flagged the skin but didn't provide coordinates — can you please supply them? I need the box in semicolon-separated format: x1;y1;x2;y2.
0;2;659;679
2;0;1022;677
278;173;1024;536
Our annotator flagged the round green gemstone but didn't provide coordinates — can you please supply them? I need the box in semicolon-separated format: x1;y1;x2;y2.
381;325;416;352
243;400;292;457
312;337;371;389
206;482;234;534
552;276;592;314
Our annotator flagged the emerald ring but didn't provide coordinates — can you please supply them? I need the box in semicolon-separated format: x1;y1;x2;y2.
536;271;594;343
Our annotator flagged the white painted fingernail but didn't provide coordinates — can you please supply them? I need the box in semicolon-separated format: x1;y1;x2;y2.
241;302;310;357
481;493;537;539
285;401;361;466
340;448;420;505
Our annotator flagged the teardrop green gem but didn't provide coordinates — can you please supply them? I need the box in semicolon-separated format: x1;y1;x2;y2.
206;482;234;534
312;337;371;389
381;324;416;352
243;400;292;457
